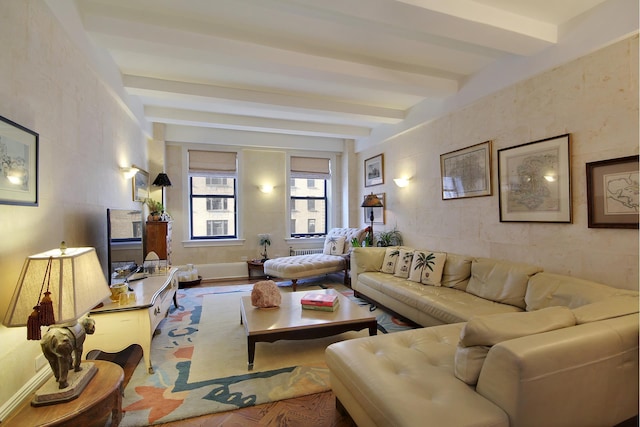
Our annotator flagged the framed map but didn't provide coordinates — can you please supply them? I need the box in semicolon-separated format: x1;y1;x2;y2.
498;134;571;223
586;155;639;229
440;141;492;200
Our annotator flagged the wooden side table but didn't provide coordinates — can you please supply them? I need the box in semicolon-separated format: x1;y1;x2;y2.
247;259;266;279
3;360;124;427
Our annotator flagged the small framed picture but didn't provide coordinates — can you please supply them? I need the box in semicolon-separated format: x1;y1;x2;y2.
586;155;639;229
498;134;572;223
440;141;492;200
132;167;149;202
363;193;385;225
0;115;38;206
365;154;384;187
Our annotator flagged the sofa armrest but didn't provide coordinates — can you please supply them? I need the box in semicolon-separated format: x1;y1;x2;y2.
476;314;639;427
351;247;386;290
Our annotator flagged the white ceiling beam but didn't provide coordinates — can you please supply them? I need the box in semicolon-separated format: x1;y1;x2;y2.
124;76;405;124
82;10;459;97
145;106;371;139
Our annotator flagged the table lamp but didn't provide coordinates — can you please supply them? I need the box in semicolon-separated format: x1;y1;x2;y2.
361;193;383;246
152;172;172;206
3;245;111;406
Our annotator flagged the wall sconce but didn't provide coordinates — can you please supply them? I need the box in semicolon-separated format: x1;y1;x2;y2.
120;166;139;179
393;177;411;187
259;184;274;193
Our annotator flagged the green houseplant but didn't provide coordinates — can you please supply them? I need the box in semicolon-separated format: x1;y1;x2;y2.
375;226;403;247
145;198;164;221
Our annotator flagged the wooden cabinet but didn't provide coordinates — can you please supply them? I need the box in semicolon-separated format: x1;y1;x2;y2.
146;221;171;263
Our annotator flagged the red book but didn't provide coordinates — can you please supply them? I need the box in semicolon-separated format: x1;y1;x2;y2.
300;292;338;307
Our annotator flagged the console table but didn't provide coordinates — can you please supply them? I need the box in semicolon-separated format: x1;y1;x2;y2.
3;360;123;427
83;268;178;374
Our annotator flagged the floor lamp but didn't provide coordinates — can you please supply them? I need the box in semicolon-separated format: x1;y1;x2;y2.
361;193;383;246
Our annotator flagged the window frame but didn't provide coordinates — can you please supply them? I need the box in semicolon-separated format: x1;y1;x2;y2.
189;175;238;240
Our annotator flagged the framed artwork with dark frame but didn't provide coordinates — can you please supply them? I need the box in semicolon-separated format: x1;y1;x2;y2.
363;193;385;225
440;140;492;200
365;154;384;187
132;167;149;202
0;115;38;206
586;155;639;229
498;134;571;223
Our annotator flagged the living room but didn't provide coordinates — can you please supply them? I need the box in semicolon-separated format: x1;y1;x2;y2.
0;0;638;423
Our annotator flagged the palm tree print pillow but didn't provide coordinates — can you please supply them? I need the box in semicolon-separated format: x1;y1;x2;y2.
323;236;346;255
381;247;400;273
408;251;447;286
393;249;415;279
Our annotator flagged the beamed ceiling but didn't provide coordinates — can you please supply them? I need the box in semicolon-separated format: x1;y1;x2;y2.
49;0;637;152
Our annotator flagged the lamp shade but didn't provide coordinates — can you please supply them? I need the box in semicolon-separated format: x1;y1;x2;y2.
361;193;383;208
3;247;110;327
152;173;172;187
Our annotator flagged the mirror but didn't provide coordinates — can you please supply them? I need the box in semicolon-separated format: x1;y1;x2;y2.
107;208;145;283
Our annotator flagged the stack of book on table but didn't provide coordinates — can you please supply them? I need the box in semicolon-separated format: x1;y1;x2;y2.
301;292;339;312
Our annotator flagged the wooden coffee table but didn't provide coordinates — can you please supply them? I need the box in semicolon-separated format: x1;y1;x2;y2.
240;289;377;370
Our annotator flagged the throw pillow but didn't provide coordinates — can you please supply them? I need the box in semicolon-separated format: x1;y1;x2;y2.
380;247;400;274
407;250;447;286
393;249;414;279
323;236;346;255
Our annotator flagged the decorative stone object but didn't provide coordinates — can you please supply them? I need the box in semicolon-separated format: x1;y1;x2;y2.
251;280;281;308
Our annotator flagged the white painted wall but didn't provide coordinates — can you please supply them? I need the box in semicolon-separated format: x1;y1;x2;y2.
0;1;148;414
361;36;639;290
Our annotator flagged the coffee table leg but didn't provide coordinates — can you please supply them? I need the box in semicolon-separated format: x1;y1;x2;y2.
247;337;256;370
368;321;377;336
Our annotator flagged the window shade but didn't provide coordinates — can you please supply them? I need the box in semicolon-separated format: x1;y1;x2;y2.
189;150;237;177
290;156;330;179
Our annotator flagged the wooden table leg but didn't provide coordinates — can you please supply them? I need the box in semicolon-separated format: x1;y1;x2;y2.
247;336;256;370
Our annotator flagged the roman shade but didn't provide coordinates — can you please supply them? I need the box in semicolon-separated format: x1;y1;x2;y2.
290;156;330;179
189;150;237;177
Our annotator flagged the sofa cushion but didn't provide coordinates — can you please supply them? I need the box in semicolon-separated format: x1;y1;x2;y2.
408;250;447;286
572;294;639;324
380;247;400;274
525;272;638;311
466;258;542;309
323;235;345;255
441;252;473;290
454;307;576;384
393;249;414;278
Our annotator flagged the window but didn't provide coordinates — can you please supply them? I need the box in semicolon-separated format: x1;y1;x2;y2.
189;150;238;239
290;156;330;237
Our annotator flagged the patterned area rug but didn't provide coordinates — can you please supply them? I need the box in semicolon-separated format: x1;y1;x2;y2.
119;279;415;426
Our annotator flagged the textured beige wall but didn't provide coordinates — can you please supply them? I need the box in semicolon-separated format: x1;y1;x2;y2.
363;35;639;290
0;2;148;409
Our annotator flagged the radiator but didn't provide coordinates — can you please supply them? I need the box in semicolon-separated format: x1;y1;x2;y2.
290;247;323;256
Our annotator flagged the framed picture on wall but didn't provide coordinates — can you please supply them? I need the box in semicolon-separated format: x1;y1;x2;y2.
365;154;384;187
0;115;38;206
132;167;149;202
586;155;639;229
440;141;492;200
498;134;572;223
363;193;385;225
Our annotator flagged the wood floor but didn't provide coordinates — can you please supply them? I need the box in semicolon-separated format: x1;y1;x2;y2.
96;276;357;427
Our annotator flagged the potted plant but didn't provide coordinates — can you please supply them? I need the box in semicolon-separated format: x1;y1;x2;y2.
375;226;403;247
145;198;164;221
259;234;271;262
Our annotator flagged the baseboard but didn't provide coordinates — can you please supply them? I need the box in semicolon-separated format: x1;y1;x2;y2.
0;368;51;421
177;262;249;281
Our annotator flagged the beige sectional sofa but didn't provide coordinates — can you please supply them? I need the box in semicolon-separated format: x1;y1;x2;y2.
326;246;639;427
